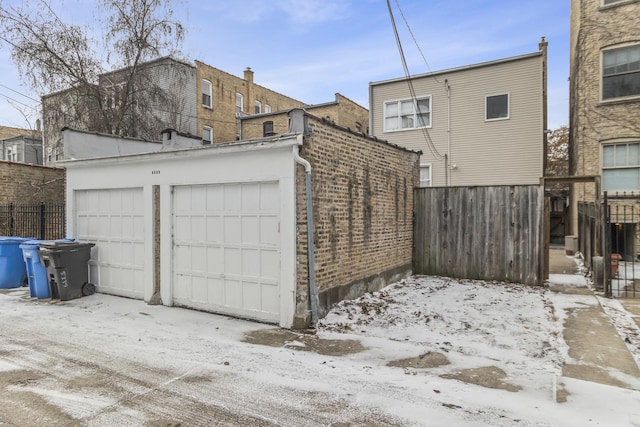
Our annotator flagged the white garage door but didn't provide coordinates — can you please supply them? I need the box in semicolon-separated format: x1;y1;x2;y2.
172;182;281;323
75;188;146;299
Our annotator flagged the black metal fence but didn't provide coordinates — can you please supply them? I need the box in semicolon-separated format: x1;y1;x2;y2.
604;193;640;298
577;202;598;269
0;203;66;240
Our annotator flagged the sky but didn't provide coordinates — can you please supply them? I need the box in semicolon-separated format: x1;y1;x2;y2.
0;0;570;131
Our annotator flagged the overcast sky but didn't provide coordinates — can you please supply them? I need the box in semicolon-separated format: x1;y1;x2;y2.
0;0;569;131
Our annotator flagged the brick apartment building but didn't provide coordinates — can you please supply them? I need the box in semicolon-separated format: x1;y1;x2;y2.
570;0;640;260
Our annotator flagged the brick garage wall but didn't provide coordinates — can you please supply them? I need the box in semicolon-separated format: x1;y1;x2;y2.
293;112;420;327
0;161;65;204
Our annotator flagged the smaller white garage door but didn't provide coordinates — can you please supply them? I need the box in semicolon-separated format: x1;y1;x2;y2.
75;188;146;299
172;182;280;323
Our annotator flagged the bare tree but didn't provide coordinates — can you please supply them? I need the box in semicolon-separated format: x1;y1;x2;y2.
546;125;569;177
0;0;186;139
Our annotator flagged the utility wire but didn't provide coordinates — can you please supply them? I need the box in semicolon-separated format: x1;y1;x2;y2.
386;0;444;161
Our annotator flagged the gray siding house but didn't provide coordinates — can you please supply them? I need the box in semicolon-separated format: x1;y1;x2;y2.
1;134;43;165
369;39;548;187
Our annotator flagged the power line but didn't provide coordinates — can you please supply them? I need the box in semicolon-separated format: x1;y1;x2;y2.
386;0;444;161
0;83;39;103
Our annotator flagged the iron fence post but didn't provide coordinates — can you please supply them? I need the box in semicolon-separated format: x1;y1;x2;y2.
40;202;46;240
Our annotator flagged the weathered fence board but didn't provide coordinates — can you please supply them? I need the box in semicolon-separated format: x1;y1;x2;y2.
414;186;544;285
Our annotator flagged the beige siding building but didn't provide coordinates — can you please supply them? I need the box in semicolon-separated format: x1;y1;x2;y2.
370;41;547;187
570;0;640;260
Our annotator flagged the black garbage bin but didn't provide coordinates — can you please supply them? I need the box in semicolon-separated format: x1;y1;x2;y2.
39;242;95;301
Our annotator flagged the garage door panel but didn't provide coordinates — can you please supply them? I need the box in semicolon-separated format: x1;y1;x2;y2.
242;184;260;210
76;188;145;299
224;217;241;243
260;183;279;210
224;248;242;275
260;216;279;245
242;249;260;277
206;217;223;242
172;182;282;323
261;250;280;280
241;217;259;244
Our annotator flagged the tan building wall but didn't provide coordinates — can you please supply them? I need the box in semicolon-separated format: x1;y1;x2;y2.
239;93;369;140
0;161;65;204
196;62;305;143
370;49;546;187
570;0;640;217
291;110;420;327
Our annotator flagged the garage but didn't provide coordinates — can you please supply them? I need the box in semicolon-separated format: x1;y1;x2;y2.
172;181;281;322
64;133;298;327
75;188;146;299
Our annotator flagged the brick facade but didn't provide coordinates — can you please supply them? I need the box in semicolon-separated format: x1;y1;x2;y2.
292;110;420;327
0;161;65;204
569;0;640;250
196;62;305;143
239;93;370;140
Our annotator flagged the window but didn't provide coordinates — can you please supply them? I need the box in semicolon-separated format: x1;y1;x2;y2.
264;104;272;113
254;100;262;114
202;126;212;145
263;121;274;137
201;79;212;108
602;44;640;100
235;93;244;115
603;142;640;191
603;0;624;4
384;97;431;131
486;93;510;120
420;165;432;187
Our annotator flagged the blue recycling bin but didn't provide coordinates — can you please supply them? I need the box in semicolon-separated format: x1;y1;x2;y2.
0;237;32;289
20;239;74;299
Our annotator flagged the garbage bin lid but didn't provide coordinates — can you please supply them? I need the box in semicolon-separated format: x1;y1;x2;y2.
0;237;34;244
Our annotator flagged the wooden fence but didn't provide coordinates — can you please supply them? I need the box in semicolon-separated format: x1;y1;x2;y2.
414;185;545;285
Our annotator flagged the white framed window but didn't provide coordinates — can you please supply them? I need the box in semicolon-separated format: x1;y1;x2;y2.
254;100;262;114
384;97;431;131
602;44;640;100
201;79;212;108
603;142;640;191
420;164;432;187
202;126;212;145
235;92;244;115
264;104;272;113
485;93;510;121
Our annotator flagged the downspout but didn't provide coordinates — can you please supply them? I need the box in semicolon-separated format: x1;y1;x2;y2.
445;79;451;186
293;145;319;327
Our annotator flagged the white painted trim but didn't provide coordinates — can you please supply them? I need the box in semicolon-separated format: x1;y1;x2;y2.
485;92;510;122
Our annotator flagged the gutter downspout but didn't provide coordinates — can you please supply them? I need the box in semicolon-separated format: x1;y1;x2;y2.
293;145;319;327
445;79;451;187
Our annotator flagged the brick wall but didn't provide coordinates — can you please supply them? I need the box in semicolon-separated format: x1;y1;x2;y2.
196;62;305;143
0;161;65;204
292;111;420;327
240;94;370;141
571;0;640;205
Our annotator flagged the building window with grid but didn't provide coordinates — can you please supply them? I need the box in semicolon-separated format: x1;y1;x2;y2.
201;79;212;108
235;93;244;115
202;126;212;145
603;142;640;191
420;164;432;187
384;97;431;131
602;44;640;100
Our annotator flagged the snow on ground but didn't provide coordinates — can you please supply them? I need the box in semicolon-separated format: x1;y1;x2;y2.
2;267;640;425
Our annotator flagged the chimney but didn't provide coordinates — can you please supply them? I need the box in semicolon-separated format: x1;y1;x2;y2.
244;67;254;85
35;119;41;131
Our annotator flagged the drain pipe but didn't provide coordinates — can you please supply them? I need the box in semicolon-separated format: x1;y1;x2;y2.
293;145;319;327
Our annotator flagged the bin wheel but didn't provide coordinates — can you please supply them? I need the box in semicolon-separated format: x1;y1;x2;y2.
82;283;96;296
